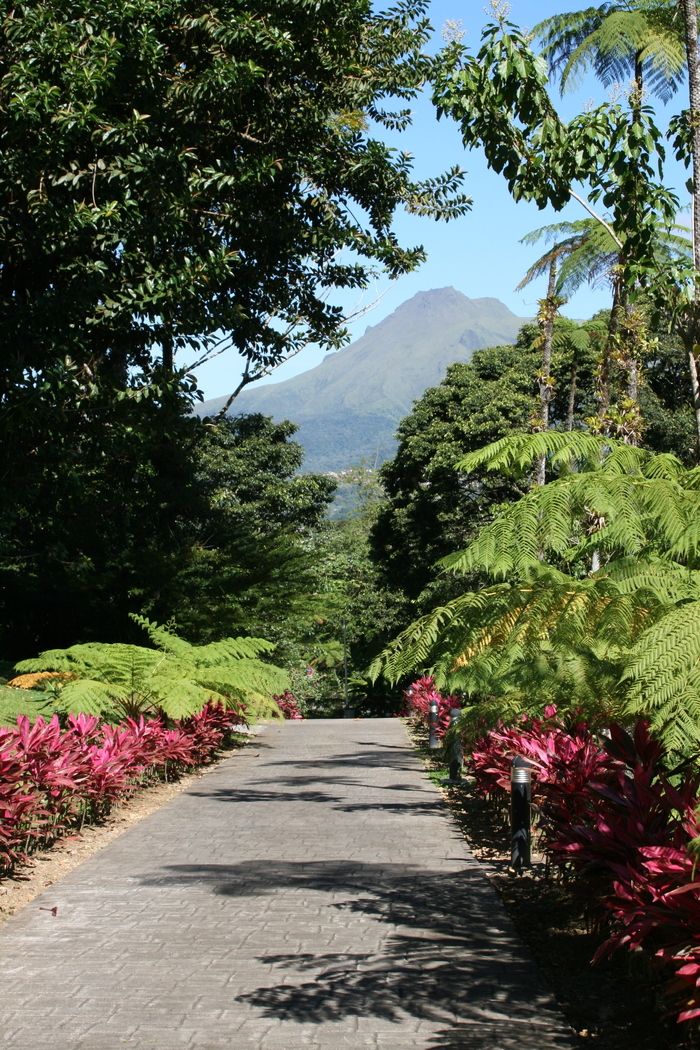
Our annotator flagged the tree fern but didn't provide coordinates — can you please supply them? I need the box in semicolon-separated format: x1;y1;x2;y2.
446;433;699;578
14;621;288;722
374;432;700;754
623;600;700;749
535;3;686;103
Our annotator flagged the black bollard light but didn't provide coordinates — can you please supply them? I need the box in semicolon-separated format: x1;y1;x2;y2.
428;699;440;749
448;707;463;781
510;755;533;874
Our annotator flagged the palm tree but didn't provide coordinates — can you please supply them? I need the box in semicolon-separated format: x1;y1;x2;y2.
519;220;618;424
679;0;700;449
520;218;693;442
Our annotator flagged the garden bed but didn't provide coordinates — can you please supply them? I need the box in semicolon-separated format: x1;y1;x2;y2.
412;726;693;1049
442;779;684;1049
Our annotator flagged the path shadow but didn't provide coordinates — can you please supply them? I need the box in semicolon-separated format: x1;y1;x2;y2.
262;748;417;772
187;787;343;805
137;859;576;1048
256;771;420;792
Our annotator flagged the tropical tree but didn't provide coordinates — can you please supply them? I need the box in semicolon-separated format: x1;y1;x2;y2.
373;431;700;756
432;11;689;445
520;219;692;437
535;0;700;446
0;0;470;393
676;0;700;446
534;2;687;104
370;336;584;606
0;409;334;656
0;0;472;656
168;414;336;645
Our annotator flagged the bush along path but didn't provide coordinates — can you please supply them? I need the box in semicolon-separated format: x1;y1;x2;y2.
403;679;700;1042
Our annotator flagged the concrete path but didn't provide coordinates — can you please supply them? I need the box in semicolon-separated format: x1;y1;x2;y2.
0;719;575;1050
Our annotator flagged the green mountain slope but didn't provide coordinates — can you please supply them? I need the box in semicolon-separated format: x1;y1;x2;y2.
199;288;525;472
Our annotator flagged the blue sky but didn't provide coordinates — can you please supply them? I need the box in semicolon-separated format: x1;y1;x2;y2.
193;0;690;400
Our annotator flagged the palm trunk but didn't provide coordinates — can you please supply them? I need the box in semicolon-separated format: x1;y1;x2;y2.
681;0;700;452
622;302;643;446
599;277;621;419
627;351;639;404
535;259;558;486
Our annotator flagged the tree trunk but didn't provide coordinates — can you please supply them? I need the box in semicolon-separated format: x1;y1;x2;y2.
599;277;621;419
162;331;174;375
535;259;558;486
681;0;700;452
566;361;578;432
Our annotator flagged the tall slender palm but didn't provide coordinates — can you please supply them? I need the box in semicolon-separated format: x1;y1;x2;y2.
519;220;625;436
679;0;700;448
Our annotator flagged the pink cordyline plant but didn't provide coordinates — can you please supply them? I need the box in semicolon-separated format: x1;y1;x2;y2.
0;702;245;876
273;691;304;720
469;709;700;1025
403;677;460;738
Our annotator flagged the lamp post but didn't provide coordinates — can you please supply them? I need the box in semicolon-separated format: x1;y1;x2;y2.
511;756;533;873
428;698;440;749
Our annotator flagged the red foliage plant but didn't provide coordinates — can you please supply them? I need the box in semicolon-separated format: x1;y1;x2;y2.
469;709;700;1025
403;677;460;738
273;691;304;720
0;703;246;878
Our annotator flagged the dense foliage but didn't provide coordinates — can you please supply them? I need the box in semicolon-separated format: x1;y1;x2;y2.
0;0;467;659
370;318;696;610
11;616;288;721
0;410;334;655
168;414;336;643
375;432;700;755
0;0;467;383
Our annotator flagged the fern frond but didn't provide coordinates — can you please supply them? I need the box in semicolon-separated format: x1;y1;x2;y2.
52;679;129;717
536;6;685;102
457;430;614;477
131;614;193;658
623;600;700;749
603;557;700;603
0;685;55;726
192;637;276;665
193;661;289;700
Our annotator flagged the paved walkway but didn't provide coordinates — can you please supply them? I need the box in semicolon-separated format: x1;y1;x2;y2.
0;719;575;1049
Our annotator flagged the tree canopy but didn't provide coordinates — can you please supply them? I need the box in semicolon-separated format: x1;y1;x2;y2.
370;331;597;604
0;0;469;395
0;0;470;662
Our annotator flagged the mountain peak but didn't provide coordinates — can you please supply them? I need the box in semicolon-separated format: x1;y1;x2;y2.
198;290;527;472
